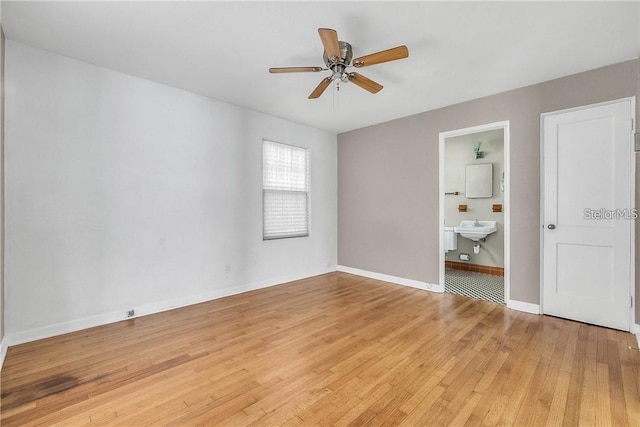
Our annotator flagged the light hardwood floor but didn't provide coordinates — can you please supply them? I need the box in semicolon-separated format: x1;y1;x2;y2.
1;272;639;426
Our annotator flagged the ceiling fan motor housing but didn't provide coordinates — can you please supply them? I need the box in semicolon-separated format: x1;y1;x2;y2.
324;41;353;82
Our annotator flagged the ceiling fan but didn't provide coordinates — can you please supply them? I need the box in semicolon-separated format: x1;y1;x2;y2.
269;28;409;99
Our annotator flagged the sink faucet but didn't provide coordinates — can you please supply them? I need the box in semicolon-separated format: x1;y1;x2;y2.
474;218;481;226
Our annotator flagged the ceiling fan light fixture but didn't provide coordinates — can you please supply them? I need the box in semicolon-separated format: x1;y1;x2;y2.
331;63;350;83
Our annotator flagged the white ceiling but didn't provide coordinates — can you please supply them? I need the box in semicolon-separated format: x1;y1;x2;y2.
2;1;639;134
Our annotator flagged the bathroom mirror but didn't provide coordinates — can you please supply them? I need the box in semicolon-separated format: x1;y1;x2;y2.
465;163;493;198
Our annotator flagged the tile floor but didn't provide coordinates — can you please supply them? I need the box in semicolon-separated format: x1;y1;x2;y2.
445;268;505;304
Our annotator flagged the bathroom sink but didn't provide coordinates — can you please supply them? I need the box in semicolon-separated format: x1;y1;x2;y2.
454;220;497;241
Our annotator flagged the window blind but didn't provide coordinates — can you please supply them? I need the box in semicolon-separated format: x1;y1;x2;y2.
263;140;309;240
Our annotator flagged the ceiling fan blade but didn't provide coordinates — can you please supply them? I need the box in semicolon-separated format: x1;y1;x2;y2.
318;28;341;60
348;72;383;94
308;77;333;99
269;67;324;73
352;45;409;68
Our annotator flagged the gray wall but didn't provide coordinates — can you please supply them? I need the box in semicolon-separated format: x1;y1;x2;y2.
0;25;4;344
338;59;638;307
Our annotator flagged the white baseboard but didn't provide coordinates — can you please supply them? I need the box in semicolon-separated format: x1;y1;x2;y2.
0;336;7;372
337;265;444;293
507;299;541;315
5;267;335;346
338;266;544;315
633;323;640;348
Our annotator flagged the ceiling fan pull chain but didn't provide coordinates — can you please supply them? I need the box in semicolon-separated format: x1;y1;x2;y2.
332;81;335;111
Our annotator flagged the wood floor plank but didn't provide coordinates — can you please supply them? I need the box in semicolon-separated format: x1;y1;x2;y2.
479;392;510;426
595;361;613;426
545;369;571;426
447;391;482;426
2;272;639;426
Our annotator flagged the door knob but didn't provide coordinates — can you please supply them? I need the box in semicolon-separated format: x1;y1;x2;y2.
547;224;556;230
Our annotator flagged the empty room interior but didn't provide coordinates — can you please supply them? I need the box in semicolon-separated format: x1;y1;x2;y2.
1;1;640;426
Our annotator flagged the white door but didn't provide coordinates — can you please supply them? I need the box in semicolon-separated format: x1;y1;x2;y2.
542;99;634;331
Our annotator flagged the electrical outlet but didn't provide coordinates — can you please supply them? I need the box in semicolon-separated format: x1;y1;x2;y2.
126;309;135;318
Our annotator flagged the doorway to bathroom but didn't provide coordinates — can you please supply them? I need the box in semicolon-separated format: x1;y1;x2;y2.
439;122;510;305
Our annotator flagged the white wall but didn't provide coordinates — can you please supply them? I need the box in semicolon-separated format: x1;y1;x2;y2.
444;129;504;267
4;41;337;343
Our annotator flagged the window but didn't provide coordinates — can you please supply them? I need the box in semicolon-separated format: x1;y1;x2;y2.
263;140;309;240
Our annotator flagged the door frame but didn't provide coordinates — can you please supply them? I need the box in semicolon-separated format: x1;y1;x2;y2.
540;97;636;331
439;121;511;303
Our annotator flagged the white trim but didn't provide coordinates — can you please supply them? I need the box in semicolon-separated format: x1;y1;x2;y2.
438;121;511;302
633;323;640;348
337;265;443;293
629;98;636;331
539;112;546;323
503;123;511;307
540;97;637;119
0;337;8;371
5;268;334;346
507;299;541;315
